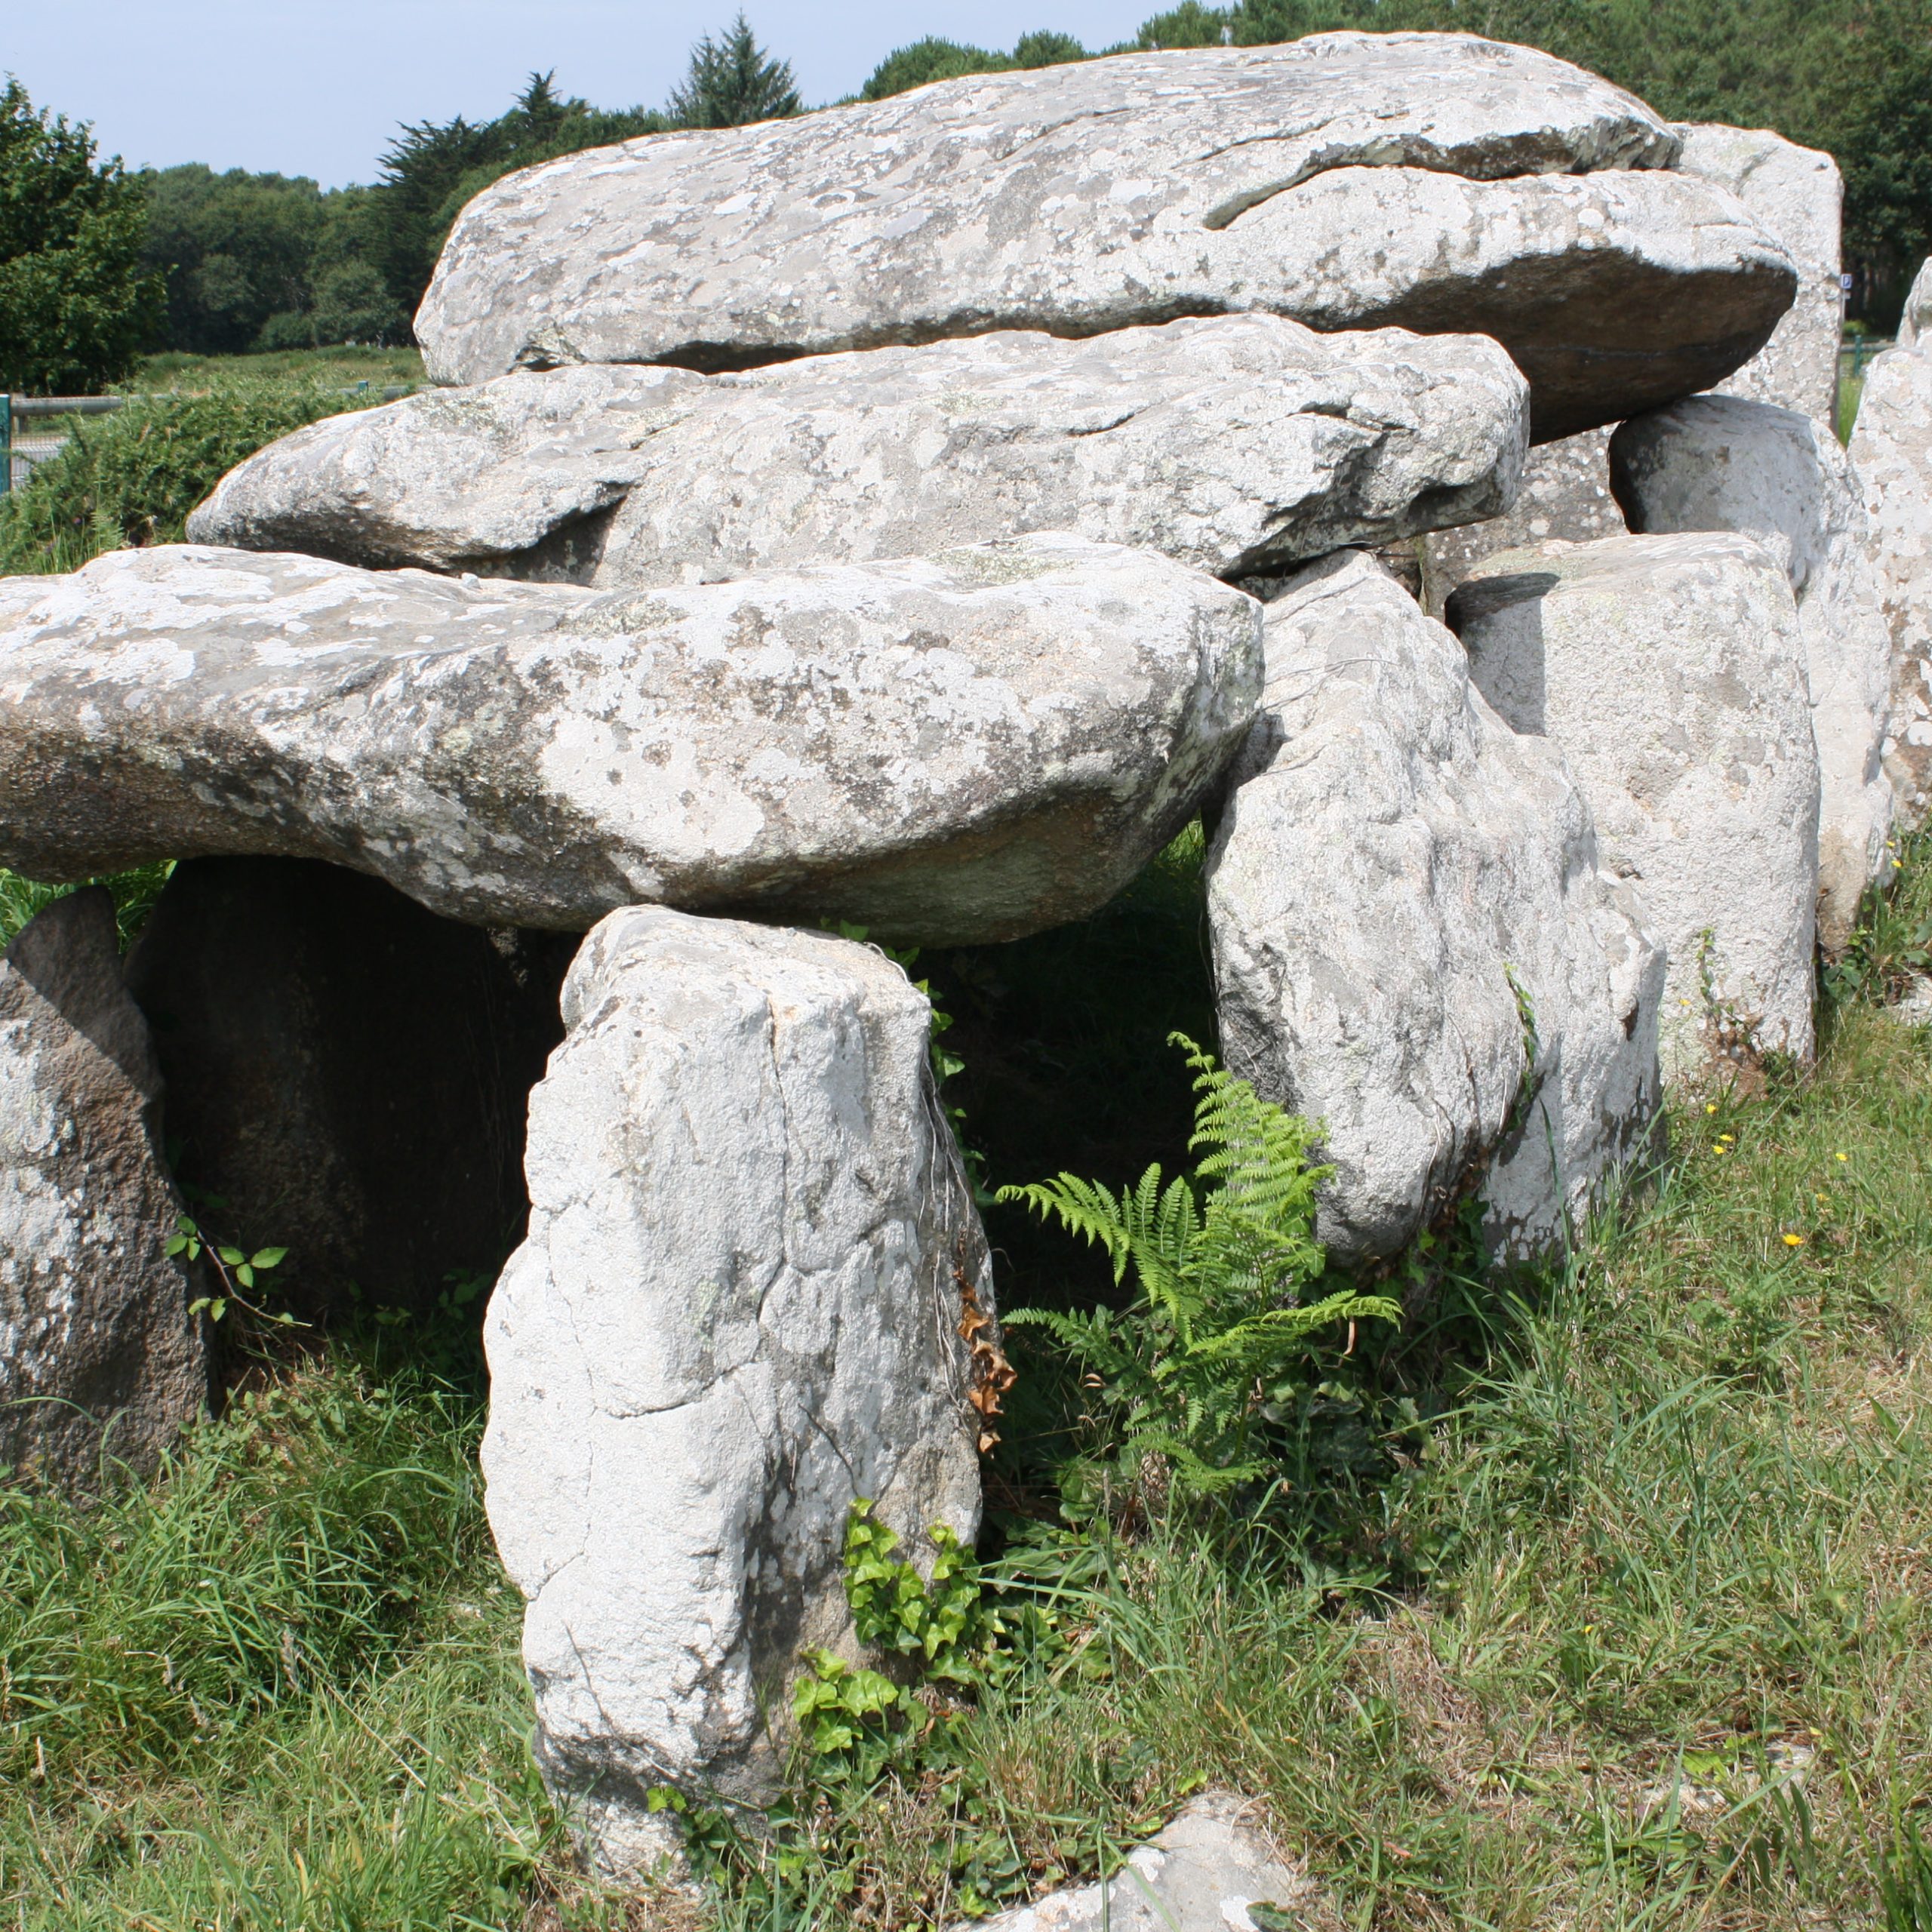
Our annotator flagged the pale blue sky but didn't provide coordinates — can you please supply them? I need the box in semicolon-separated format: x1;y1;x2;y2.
8;1;1154;188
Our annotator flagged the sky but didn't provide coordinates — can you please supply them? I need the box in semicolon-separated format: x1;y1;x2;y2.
7;1;1155;189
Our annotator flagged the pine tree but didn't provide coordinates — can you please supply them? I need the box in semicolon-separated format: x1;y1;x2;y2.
667;14;803;128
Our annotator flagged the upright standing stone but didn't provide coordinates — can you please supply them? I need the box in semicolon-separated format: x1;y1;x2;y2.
0;889;208;1491
1849;261;1932;824
1610;394;1892;946
1674;124;1844;429
482;908;995;1879
1448;534;1820;1081
1208;550;1663;1263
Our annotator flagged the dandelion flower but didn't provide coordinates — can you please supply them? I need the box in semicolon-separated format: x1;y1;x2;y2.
1783;1232;1804;1247
1835;1152;1849;1163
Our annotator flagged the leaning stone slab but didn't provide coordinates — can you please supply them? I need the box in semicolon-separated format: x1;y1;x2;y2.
1207;550;1663;1263
1447;534;1820;1081
1847;308;1932;824
0;537;1261;946
189;316;1529;586
1610;394;1892;948
416;35;1793;443
960;1792;1329;1932
482;906;995;1879
1;888;208;1492
1674;124;1844;428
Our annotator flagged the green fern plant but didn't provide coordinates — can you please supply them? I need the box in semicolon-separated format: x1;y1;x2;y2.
998;1035;1399;1505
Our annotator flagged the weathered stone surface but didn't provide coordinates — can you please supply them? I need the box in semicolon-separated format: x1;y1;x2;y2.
122;858;572;1323
0;888;207;1491
482;907;994;1878
1848;317;1932;823
1610;394;1892;946
0;537;1262;946
1418;428;1623;615
1207;550;1663;1263
962;1792;1327;1932
189;317;1530;586
1417;122;1840;608
415;35;1794;443
1674;124;1843;427
1447;534;1820;1081
1899;257;1932;349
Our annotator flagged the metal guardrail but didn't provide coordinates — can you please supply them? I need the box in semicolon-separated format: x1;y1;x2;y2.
1840;336;1896;383
1;384;414;495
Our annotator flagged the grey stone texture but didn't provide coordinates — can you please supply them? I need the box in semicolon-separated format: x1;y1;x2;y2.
0;889;208;1492
123;859;573;1324
482;907;994;1878
1674;123;1844;428
1848;285;1932;825
0;536;1261;946
1417;429;1623;617
963;1792;1327;1932
414;34;1795;444
1610;393;1892;947
189;316;1530;589
1419;119;1841;608
1207;550;1663;1263
1447;534;1820;1082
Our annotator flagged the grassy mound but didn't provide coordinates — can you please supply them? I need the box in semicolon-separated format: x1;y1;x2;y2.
5;835;1932;1928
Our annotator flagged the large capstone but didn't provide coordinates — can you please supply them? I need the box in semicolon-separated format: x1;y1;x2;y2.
188;317;1529;586
0;537;1261;946
1610;394;1893;947
1848;267;1932;825
482;907;995;1879
1447;534;1820;1081
1207;549;1663;1263
414;35;1793;443
123;858;573;1323
0;888;208;1492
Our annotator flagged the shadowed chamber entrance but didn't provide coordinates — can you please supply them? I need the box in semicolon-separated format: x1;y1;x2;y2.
124;857;577;1330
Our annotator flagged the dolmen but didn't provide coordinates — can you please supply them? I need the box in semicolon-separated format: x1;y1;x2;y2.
7;29;1917;1890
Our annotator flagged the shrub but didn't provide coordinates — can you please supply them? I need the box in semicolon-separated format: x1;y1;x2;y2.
0;380;382;574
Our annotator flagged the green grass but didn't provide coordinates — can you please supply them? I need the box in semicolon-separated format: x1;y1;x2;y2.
0;863;174;951
7;838;1932;1927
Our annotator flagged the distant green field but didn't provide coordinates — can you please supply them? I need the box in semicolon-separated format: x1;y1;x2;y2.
128;343;426;393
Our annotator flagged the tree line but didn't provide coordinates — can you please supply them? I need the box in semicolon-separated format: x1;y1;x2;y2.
5;1;1930;393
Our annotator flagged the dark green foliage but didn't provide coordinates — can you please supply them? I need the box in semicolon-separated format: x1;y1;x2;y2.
667;11;804;126
0;79;162;395
138;165;327;355
0;380;384;574
861;28;1093;99
1001;1038;1397;1503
